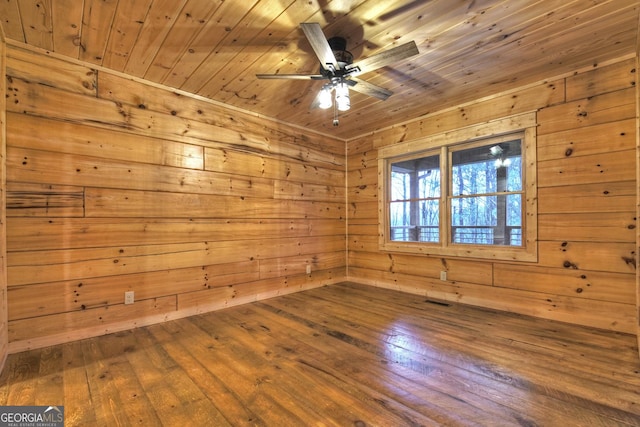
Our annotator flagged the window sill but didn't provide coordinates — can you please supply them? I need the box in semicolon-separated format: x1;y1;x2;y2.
379;239;538;263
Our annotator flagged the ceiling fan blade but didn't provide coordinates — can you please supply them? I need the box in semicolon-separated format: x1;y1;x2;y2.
256;74;325;80
348;41;419;75
378;0;431;21
300;22;338;72
348;77;393;100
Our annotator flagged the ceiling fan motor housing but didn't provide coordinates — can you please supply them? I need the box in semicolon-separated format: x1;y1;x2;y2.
320;36;354;78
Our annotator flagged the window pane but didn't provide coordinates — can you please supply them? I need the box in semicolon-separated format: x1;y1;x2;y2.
451;195;522;246
451;196;496;228
389;200;439;242
389;153;440;243
506;156;522;192
390;171;410;201
390;201;411;228
451;139;522;196
390;155;440;201
507;194;522;226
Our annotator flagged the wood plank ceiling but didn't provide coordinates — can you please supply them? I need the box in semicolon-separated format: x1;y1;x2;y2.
0;0;638;140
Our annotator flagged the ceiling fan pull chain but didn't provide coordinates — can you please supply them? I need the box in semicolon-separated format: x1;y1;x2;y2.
333;103;339;126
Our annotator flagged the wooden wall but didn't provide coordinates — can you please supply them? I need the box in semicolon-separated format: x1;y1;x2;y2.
636;46;640;353
0;26;7;369
4;45;346;352
347;56;638;334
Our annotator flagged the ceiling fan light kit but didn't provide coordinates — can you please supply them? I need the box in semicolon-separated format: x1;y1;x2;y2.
319;80;351;112
256;22;418;127
335;82;351;111
318;85;333;109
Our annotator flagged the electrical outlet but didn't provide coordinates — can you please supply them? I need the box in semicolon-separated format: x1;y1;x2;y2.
440;271;447;281
124;291;135;305
306;264;312;274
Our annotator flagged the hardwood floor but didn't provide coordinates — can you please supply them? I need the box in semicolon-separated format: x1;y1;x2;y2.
1;282;639;426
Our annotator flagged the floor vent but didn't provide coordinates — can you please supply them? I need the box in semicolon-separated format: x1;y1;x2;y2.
425;299;451;307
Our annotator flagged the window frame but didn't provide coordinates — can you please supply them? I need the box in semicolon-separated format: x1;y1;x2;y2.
377;113;538;262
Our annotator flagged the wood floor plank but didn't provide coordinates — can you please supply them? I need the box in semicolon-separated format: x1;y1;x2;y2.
298;284;640;386
0;281;638;426
256;294;581;425
82;331;162;426
187;314;347;424
146;321;252;426
33;346;64;406
124;327;229;427
339;282;639;364
195;305;449;426
62;341;97;426
281;285;640;423
216;303;500;426
0;348;41;405
171;317;317;427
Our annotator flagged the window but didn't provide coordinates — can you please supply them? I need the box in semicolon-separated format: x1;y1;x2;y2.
378;113;537;262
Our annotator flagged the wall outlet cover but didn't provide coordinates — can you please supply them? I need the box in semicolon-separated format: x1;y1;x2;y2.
124;291;135;305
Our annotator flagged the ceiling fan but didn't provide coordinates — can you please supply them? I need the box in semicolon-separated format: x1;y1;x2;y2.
256;22;419;126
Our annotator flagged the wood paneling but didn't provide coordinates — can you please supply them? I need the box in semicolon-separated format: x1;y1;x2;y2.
537;119;636;162
347;57;638;334
7;114;204;170
0;24;8;371
8;236;345;286
636;39;640;356
1;1;638;139
5;45;346;352
7;218;342;250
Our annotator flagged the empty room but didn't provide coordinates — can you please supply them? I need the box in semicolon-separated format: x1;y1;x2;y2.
0;0;639;425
